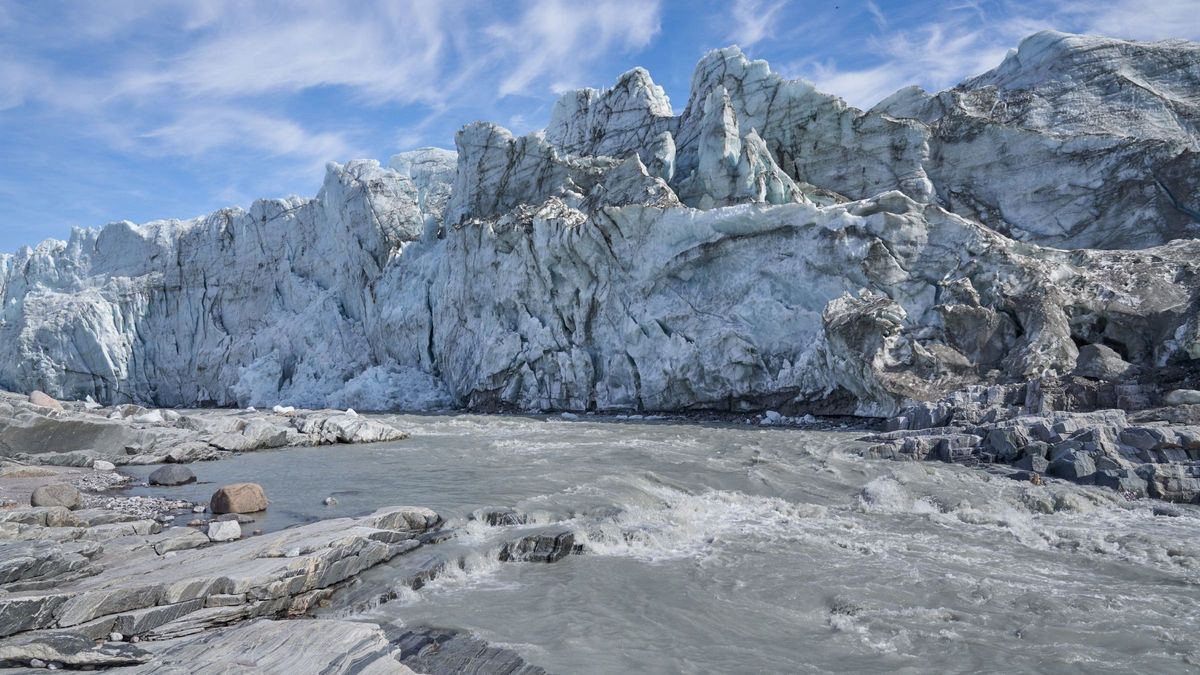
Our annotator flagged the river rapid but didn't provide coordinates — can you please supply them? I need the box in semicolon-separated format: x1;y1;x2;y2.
127;414;1200;674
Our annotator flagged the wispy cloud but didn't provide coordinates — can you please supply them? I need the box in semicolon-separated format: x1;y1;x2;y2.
487;0;662;97
786;0;1200;110
726;0;789;48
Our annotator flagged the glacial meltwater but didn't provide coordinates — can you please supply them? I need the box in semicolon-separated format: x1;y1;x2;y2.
126;414;1200;674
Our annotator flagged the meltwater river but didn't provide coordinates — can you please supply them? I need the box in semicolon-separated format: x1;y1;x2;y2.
127;414;1200;674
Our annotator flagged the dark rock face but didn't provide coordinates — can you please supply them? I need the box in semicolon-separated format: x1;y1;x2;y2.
864;376;1200;502
148;465;196;486
498;529;582;564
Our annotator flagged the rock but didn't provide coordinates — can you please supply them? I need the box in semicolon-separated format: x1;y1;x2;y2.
216;513;255;524
145;619;418;673
391;626;545;675
1153;506;1183;517
1165;389;1200;406
0;634;149;668
92;460;116;472
108;632;122;642
28;391;63;411
29;485;80;510
474;508;529;526
192;505;206;513
1014;453;1049;474
1072;344;1138;381
498;529;581;563
1048;451;1097;482
366;506;442;535
322;497;337;506
205;520;242;543
1093;469;1148;496
148;465;196;486
1136;463;1200;502
209;483;268;514
152;529;210;555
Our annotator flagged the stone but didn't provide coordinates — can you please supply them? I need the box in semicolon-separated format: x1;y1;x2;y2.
144;619;418;674
209;483;268;514
1092;469;1148;496
1014;453;1049;474
206;520;242;543
322;497;337;506
1165;389;1200;406
148;465;196;486
29;485;80;510
153;530;210;555
0;633;150;668
28;391;63;411
392;626;545;675
1048;452;1097;482
1072;344;1138;381
92;460;116;472
216;513;255;524
498;529;581;563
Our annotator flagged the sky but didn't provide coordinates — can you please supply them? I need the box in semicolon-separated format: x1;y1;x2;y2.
1;0;1198;252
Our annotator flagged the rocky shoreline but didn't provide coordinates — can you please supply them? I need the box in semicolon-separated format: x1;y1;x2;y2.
0;390;573;672
864;373;1200;503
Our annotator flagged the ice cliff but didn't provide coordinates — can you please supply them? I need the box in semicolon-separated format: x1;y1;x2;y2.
2;31;1199;416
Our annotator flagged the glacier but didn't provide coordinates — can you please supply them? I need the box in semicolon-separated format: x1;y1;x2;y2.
2;30;1199;416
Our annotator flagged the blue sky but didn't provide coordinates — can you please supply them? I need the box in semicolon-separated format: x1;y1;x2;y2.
2;0;1197;252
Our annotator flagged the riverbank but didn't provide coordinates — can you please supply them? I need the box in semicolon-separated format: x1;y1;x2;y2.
1;387;1199;671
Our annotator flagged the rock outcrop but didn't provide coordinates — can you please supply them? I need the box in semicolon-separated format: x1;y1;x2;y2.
0;31;1197;420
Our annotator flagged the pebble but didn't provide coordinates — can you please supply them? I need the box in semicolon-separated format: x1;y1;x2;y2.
109;631;123;642
30;659;45;668
193;504;207;513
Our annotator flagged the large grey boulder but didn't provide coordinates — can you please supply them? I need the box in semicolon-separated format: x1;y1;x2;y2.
1072;344;1138;382
148;465;196;486
1048;451;1097;482
29;484;80;510
209;483;268;514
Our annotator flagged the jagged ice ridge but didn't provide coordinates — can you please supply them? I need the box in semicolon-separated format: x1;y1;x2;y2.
2;31;1199;416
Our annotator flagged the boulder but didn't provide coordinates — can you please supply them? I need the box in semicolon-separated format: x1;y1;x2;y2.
28;391;63;411
1014;453;1049;473
206;520;242;543
1165;389;1200;406
29;484;80;510
1072;344;1138;381
148;465;196;486
92;460;116;472
1092;469;1148;496
1048;451;1097;482
209;483;268;514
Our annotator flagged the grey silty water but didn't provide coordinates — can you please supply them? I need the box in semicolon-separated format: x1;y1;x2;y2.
125;414;1200;674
